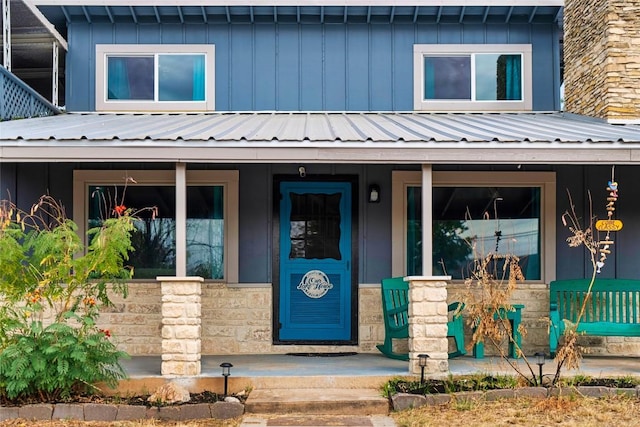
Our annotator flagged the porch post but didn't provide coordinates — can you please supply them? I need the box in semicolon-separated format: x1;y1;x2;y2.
2;0;10;71
421;164;433;276
52;41;58;107
158;276;203;376
175;163;187;277
407;276;450;377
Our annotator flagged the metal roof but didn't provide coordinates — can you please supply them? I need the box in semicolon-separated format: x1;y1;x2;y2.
2;112;640;164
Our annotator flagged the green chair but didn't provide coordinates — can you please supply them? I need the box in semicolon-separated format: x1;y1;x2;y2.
377;277;466;360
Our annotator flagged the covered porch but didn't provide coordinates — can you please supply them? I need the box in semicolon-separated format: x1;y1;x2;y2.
3;111;640;384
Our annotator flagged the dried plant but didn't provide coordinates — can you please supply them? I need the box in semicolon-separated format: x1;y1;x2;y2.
552;177;619;384
461;210;540;385
462;169;620;387
463;251;541;384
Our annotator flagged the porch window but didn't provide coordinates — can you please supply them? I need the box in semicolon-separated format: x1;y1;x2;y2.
413;44;532;111
74;170;238;282
96;45;215;112
392;171;555;282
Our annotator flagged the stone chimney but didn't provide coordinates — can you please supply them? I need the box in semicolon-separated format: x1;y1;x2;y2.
563;0;640;123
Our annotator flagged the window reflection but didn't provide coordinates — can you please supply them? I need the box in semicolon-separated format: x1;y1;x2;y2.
89;185;176;278
407;186;541;280
289;193;342;260
88;184;224;279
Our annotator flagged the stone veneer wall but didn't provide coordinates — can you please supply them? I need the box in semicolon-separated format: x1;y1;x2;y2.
96;281;640;357
199;284;385;354
97;282;163;355
93;281;640;357
564;0;640;122
97;283;384;356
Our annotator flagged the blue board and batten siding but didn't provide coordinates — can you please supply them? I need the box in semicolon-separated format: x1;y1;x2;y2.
66;22;561;112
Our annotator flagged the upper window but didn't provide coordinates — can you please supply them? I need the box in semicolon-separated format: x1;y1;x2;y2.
73;170;238;282
413;45;532;111
96;45;215;112
392;171;555;282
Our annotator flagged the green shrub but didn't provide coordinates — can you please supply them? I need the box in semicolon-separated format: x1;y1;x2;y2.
0;196;138;400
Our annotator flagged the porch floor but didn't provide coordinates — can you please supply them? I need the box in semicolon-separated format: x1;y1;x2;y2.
120;353;640;380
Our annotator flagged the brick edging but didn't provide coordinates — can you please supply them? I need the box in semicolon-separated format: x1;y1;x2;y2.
391;385;640;411
0;401;244;422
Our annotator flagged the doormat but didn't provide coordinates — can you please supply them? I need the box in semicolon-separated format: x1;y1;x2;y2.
286;352;358;357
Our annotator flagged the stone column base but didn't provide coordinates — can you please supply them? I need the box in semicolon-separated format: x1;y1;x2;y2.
158;276;204;376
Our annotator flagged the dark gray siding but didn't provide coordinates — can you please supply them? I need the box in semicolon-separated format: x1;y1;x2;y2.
0;164;17;206
238;164;273;283
0;164;73;213
66;22;561;112
556;165;640;280
0;162;395;283
6;163;638;283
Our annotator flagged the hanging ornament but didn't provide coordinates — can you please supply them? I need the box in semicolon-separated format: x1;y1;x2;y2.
594;166;623;273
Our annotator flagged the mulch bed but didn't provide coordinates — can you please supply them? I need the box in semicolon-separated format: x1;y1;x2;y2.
0;390;229;408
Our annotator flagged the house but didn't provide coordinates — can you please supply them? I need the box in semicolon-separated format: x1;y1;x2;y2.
1;0;639;376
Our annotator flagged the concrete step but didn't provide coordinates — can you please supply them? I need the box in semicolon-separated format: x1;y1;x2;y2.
107;375;397;397
246;375;397;390
241;415;397;427
244;388;390;415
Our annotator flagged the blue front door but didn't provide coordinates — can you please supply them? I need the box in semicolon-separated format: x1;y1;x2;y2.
278;181;352;342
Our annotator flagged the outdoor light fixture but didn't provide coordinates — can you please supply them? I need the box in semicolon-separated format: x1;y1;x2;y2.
368;184;381;203
534;352;545;386
298;166;306;178
418;354;429;385
220;362;233;396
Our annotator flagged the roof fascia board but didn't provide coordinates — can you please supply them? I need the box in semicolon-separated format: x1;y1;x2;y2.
29;1;564;8
2;146;638;164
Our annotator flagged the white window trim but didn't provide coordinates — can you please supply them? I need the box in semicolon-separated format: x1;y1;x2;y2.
72;169;239;283
391;170;556;283
413;44;533;111
95;44;215;112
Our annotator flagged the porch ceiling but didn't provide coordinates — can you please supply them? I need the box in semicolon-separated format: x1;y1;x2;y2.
1;111;640;164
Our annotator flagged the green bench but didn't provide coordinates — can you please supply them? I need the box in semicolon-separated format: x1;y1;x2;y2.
550;279;640;356
376;277;466;360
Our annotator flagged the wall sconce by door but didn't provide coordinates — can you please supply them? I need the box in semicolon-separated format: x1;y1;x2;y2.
368;184;381;203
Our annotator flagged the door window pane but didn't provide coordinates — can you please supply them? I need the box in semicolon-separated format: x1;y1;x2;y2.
289;193;342;260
